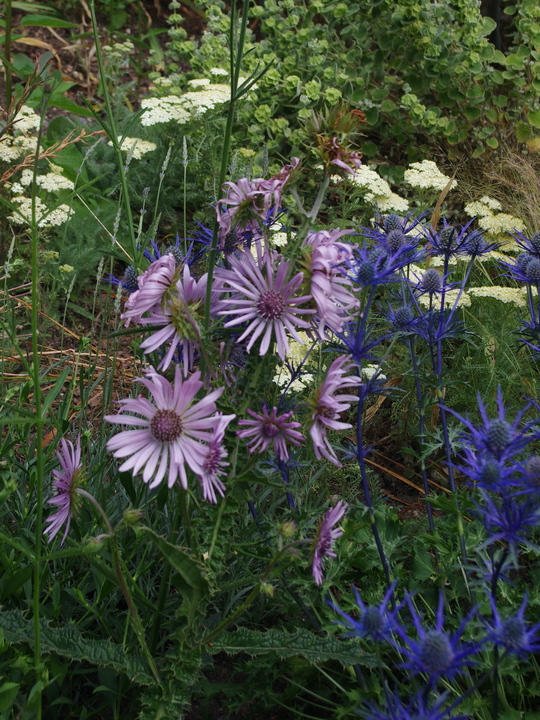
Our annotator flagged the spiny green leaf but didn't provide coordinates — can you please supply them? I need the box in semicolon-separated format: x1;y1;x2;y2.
0;610;154;685
209;627;377;668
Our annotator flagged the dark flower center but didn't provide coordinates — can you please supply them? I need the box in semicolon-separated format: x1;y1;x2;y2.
418;630;453;673
479;459;501;486
362;607;384;636
386;229;406;254
318;404;337;420
257;290;285;319
530;231;540;253
384;213;402;233
438;225;456;250
487;418;512;451
150;409;184;443
526;455;540;485
501;617;526;650
357;261;376;285
123;265;139;292
526;258;540;283
203;443;222;474
394;306;413;327
263;421;280;438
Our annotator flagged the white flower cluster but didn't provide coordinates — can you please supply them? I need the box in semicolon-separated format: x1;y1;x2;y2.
404;160;457;192
350;166;410;213
270;231;288;247
362;364;387;381
463;195;525;251
17;167;74;192
0;105;39;162
9;196;73;228
210;68;228;77
108;136;157;159
468;285;529;306
272;331;315;391
416;288;471;309
141;78;233;126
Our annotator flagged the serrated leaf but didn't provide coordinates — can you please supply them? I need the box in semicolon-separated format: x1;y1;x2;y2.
20;14;77;27
0;610;154;684
210;627;376;668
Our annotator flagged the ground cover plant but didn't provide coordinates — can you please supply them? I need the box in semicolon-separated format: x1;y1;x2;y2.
2;1;540;719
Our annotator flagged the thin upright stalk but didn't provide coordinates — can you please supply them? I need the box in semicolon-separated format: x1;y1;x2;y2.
4;0;12;110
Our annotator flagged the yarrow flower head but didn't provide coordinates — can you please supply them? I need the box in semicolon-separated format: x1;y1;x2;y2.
44;438;84;545
105;366;234;491
312;500;347;585
306;355;361;466
237;406;304;460
215;250;314;360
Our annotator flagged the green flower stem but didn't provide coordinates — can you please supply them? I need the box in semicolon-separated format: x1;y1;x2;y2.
203;0;251;335
4;0;12;110
30;103;48;720
90;1;139;270
77;490;161;684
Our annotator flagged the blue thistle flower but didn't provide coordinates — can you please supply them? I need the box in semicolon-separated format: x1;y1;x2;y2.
345;242;424;288
475;490;540;556
329;582;398;642
391;594;480;684
360;690;470;720
486;594;540;657
427;220;483;260
508;229;540;259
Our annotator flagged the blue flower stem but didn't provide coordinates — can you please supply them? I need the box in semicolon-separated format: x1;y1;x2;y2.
490;547;509;720
278;458;295;510
407;338;435;533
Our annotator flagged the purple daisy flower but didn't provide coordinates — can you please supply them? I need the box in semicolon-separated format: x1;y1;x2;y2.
391;594;480;685
197;415;234;504
307;355;361;466
138;264;208;373
105;366;234;490
312;500;347;586
215;250;314;360
237;406;304;460
44;438;83;545
121;254;177;327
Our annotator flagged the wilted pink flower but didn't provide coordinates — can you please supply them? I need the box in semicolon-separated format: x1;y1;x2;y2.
105;366;234;491
237;406;304;460
197;416;232;503
138;264;208;373
122;254;177;326
307;355;361;466
257;157;300;212
312;500;347;585
303;230;358;336
215;250;313;360
329;137;362;175
44;438;83;545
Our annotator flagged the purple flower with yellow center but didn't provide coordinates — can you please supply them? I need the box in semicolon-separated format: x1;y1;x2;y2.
44;438;84;545
237;406;304;460
312;500;347;585
105;366;234;491
215;250;314;360
330;581;397;642
391;594;480;685
486;594;540;657
307;355;361;466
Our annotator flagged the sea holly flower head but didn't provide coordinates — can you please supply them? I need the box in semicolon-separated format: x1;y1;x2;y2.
391;594;480;684
306;355;361;466
427;220;478;260
237;406;304;460
360;690;470;720
486;594;540;657
312;500;347;585
215;249;314;360
345;241;421;288
44;438;84;545
105;366;234;491
330;581;397;642
509;229;540;259
475;490;540;556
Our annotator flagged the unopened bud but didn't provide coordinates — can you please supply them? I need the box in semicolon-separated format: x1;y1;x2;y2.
279;521;297;538
123;508;144;526
260;582;275;598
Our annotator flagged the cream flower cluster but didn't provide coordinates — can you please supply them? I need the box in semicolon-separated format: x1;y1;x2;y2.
270;231;288;247
108;136;157;159
468;285;530;306
404;160;457;192
141;79;233;126
464;196;502;217
273;332;315;391
350;166;409;213
416;288;471;309
9;196;73;228
17;167;74;192
463;195;525;251
0;105;40;162
362;364;387;381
